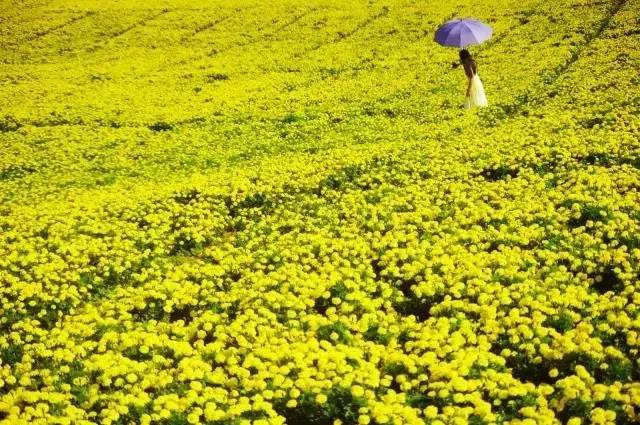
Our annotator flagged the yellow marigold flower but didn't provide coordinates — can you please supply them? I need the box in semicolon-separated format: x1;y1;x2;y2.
352;385;365;397
603;409;616;422
286;399;297;408
375;414;389;424
358;415;370;425
187;412;200;424
204;404;223;421
424;406;438;418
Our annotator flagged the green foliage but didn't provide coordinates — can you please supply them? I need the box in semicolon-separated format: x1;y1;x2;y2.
317;322;351;344
363;323;391;345
543;311;574;333
406;392;430;409
206;73;229;82
498;393;539;421
557;398;593;423
0;115;21;132
468;414;489;425
383;361;409;377
0;344;24;365
276;387;367;425
315;282;350;315
148;121;174;132
163;412;189;425
0;165;36;181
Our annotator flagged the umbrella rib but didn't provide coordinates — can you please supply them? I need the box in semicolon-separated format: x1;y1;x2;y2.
469;21;492;43
448;26;462;48
437;22;457;44
461;23;480;47
470;21;492;41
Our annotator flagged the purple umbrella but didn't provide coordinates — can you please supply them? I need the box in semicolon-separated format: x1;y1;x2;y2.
434;18;492;48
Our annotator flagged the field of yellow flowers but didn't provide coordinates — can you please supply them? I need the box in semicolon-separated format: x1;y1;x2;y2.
1;0;640;423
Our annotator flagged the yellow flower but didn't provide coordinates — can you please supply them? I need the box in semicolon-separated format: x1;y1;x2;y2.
358;415;370;425
424;406;438;419
187;412;201;424
352;385;365;397
2;3;639;425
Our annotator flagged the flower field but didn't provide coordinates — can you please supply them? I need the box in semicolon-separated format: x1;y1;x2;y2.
1;0;640;423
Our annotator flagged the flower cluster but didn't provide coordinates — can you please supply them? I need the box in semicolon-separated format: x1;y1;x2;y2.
1;0;639;424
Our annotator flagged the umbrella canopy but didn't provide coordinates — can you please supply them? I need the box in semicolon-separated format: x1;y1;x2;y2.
434;19;492;48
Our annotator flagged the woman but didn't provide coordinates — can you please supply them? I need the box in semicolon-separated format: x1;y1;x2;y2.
459;49;488;108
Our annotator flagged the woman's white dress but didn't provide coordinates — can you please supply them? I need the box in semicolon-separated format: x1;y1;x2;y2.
465;74;488;108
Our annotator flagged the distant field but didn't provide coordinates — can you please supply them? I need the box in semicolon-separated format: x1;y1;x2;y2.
1;0;640;423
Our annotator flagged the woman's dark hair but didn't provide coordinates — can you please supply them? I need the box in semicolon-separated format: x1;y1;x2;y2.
459;49;471;61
